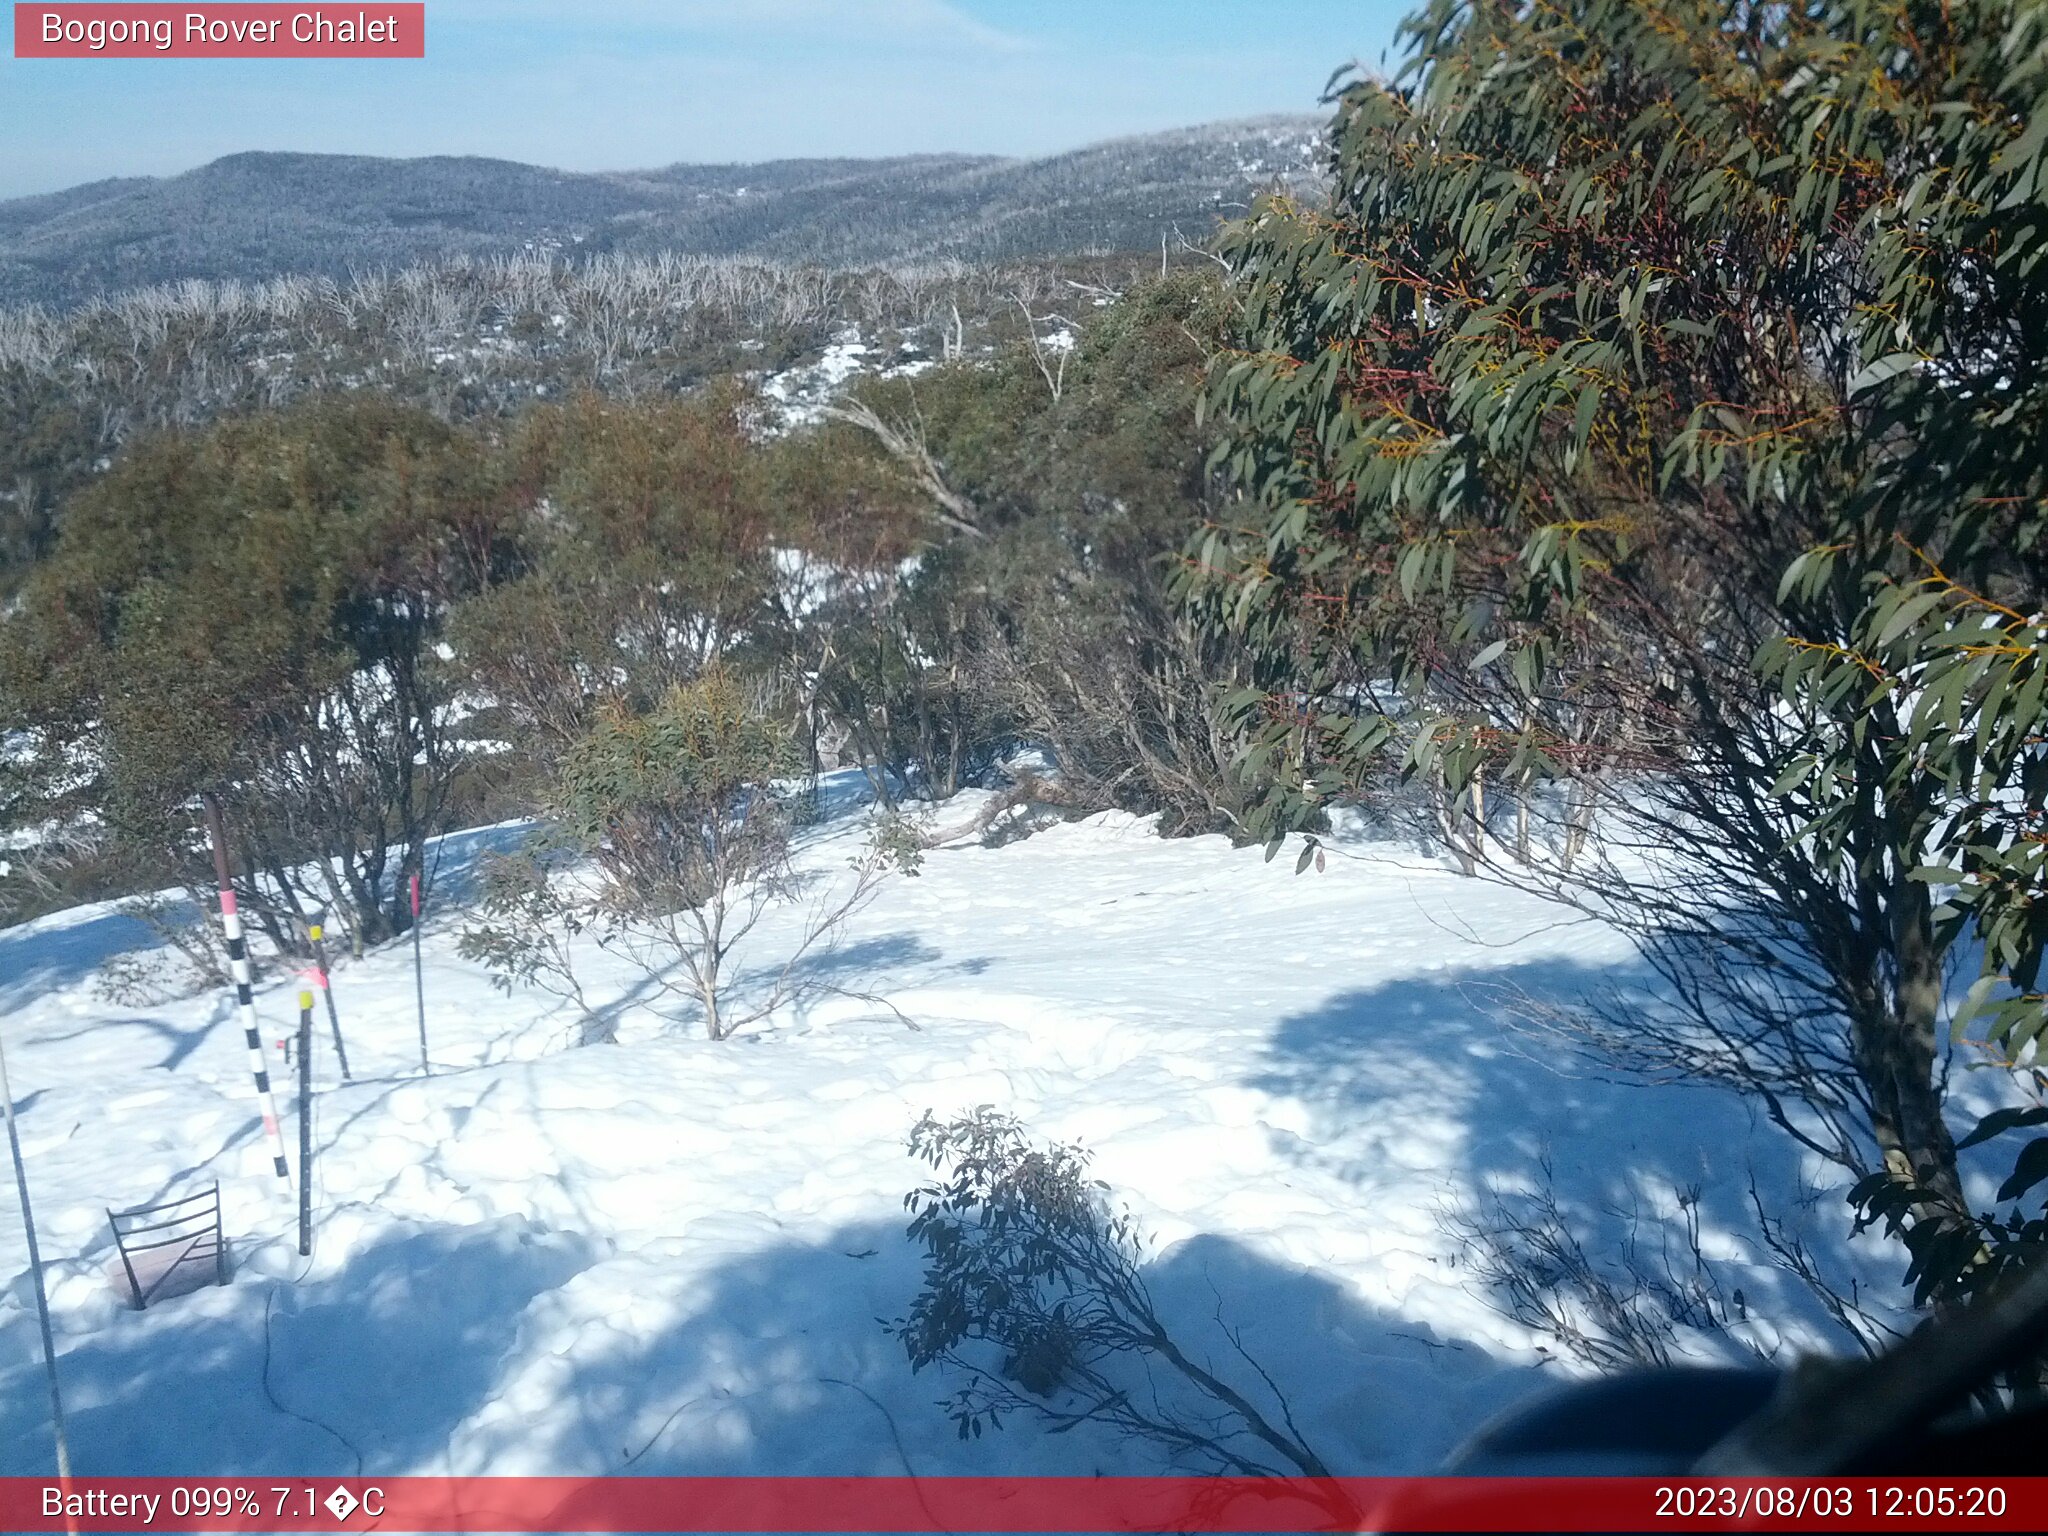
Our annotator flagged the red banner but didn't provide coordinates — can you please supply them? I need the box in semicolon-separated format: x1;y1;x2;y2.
3;1477;2045;1532
13;4;424;58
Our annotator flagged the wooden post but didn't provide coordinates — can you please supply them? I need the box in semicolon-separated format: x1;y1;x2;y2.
297;991;313;1258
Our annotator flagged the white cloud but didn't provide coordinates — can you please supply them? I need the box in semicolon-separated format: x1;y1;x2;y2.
434;0;1034;54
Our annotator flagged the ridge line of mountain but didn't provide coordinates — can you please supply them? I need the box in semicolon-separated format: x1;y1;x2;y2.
0;114;1328;308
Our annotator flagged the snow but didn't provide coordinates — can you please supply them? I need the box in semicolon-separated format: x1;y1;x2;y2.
770;546;921;624
0;784;1902;1478
760;329;877;429
755;327;941;431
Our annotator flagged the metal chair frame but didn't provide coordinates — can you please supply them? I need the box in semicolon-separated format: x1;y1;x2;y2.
107;1181;227;1310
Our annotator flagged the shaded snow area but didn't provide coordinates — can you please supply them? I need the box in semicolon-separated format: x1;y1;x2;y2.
1;786;1897;1478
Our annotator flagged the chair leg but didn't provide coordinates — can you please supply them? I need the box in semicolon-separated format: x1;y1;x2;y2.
109;1208;145;1310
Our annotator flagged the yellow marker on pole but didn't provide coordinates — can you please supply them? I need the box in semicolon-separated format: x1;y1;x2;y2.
303;919;352;1081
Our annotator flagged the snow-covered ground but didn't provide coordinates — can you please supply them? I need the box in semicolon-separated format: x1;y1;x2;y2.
0;786;1899;1478
758;327;937;431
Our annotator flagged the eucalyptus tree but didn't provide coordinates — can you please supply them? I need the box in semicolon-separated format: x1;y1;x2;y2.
1184;0;2048;1304
2;397;507;948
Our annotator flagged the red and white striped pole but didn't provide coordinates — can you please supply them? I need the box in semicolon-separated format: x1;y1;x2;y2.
202;795;292;1189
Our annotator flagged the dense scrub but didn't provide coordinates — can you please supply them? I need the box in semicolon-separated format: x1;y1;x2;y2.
0;269;1252;942
0;250;1168;595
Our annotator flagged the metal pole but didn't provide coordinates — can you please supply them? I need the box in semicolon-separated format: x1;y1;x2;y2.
202;794;291;1189
410;871;430;1077
0;1019;74;1492
297;991;313;1258
304;919;351;1082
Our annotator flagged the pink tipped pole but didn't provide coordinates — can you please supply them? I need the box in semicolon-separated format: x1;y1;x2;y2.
305;919;352;1082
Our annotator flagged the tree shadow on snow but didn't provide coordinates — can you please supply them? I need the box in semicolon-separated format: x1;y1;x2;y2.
1246;960;1883;1356
779;931;944;983
772;932;996;989
3;1214;1525;1481
420;821;548;911
29;1006;227;1075
700;934;994;1035
536;1224;1517;1480
0;906;156;1010
1;1216;599;1477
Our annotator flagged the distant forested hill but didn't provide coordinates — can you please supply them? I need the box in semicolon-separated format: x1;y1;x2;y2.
0;116;1324;307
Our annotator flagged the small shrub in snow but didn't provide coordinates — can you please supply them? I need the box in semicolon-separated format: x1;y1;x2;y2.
1443;1165;1784;1371
458;847;606;1043
869;815;927;878
469;669;908;1042
893;1107;1335;1481
95;891;231;1005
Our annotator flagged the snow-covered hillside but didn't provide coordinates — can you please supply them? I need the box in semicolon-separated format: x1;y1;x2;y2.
0;787;1897;1478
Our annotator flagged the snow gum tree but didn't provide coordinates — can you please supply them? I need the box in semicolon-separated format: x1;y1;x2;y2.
0;397;507;951
560;670;793;1041
447;388;779;782
1182;0;2048;1309
792;274;1261;830
532;667;891;1041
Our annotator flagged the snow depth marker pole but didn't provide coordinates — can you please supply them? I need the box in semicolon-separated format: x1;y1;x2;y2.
297;991;314;1258
202;794;292;1189
0;1018;75;1511
304;918;352;1082
410;871;431;1076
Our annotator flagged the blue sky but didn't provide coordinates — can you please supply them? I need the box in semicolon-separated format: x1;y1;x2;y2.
0;1;1412;198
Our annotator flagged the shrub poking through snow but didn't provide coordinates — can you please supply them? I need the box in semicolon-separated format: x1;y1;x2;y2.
893;1107;1337;1482
469;667;904;1042
458;846;607;1043
1441;1165;1795;1371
